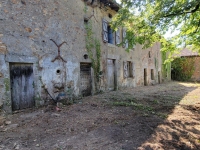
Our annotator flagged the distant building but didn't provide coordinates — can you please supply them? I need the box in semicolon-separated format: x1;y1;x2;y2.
172;48;200;82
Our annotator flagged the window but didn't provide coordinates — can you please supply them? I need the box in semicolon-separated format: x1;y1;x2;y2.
149;51;151;58
127;61;132;77
123;61;128;78
102;19;120;45
84;18;88;24
151;69;154;80
116;28;120;45
102;19;108;42
108;25;115;44
123;61;135;78
122;28;128;49
108;13;112;18
102;19;134;49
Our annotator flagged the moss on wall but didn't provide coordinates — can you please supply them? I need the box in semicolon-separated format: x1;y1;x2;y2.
4;78;10;92
161;51;171;81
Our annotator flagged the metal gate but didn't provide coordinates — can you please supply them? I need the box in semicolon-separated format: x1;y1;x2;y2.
80;63;92;97
10;63;35;111
107;59;115;90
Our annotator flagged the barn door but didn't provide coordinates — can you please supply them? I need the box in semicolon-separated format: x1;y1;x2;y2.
107;59;115;90
80;63;92;97
10;63;34;111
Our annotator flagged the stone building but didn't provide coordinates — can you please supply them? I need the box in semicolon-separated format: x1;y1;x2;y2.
0;0;163;112
172;48;200;82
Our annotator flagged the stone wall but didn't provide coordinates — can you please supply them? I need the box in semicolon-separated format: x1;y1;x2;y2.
191;57;200;82
0;0;163;112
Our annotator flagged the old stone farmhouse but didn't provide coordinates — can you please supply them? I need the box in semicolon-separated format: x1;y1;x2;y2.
0;0;163;112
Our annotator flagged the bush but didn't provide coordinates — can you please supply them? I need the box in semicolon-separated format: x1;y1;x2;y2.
171;57;195;81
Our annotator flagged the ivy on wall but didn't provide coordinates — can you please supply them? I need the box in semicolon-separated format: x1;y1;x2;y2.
161;51;171;80
84;19;101;86
171;57;195;81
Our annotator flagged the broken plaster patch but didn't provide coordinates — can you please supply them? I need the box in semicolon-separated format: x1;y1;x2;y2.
0;72;3;78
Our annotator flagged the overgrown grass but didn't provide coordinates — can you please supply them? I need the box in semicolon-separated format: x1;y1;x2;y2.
112;101;153;111
108;93;177;118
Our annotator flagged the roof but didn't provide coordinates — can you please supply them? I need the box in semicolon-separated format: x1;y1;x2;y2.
100;0;120;11
178;48;199;57
84;0;120;11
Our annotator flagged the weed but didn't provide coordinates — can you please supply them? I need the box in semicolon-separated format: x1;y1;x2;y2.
157;113;168;119
111;101;154;114
153;99;159;104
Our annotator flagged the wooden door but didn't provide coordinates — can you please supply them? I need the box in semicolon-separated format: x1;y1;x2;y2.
158;71;161;84
80;63;92;97
144;68;148;86
10;63;34;111
107;59;115;90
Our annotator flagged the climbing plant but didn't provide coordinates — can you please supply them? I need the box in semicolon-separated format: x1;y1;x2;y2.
84;19;101;85
161;51;171;80
171;57;195;81
94;39;101;81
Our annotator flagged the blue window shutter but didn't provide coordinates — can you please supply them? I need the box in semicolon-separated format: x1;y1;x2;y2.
116;28;120;45
102;19;108;42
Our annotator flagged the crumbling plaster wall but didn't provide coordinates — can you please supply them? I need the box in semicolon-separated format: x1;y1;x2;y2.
0;0;90;111
0;0;163;112
137;42;162;86
84;3;162;89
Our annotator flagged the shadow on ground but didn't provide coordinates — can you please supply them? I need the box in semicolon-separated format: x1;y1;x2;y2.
0;81;200;150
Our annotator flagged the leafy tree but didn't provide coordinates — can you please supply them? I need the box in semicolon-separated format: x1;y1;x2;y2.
111;0;200;54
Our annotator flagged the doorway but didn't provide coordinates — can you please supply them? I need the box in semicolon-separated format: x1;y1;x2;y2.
10;63;35;111
158;71;161;84
80;63;92;97
144;68;148;86
107;59;115;90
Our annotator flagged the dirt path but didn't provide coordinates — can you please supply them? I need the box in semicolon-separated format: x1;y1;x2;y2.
0;81;200;150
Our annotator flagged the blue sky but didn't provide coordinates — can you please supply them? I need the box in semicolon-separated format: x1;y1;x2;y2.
116;0;120;4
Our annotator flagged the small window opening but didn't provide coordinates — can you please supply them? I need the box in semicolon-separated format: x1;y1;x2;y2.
84;54;88;59
151;69;154;80
56;69;61;74
149;51;151;58
108;13;112;18
127;61;132;77
84;18;88;24
108;25;113;44
125;61;133;78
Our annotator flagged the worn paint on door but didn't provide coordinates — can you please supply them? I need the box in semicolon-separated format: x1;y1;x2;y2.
107;59;115;90
10;63;35;111
144;68;148;86
158;71;161;84
80;63;92;97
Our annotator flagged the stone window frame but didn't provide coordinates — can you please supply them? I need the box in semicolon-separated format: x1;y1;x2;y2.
123;61;135;78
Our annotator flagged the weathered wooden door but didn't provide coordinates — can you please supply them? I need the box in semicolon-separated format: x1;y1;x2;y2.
107;59;115;90
144;68;148;86
10;63;34;111
158;71;161;84
80;63;92;97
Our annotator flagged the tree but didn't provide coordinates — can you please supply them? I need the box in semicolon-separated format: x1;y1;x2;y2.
111;0;200;54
